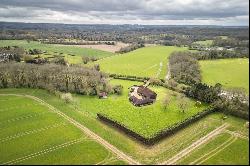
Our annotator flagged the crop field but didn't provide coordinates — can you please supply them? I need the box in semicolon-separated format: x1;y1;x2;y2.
178;132;249;165
200;58;249;93
72;42;129;53
90;46;188;79
0;40;114;64
0;95;125;165
74;79;208;138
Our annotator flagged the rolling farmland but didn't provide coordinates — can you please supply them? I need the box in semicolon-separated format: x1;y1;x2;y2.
200;58;249;93
91;46;188;79
0;40;114;64
0;88;248;164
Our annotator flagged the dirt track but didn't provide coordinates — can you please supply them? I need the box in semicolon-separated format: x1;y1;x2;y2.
0;94;141;165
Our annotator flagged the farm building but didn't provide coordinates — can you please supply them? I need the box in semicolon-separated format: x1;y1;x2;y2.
98;92;108;99
129;85;157;107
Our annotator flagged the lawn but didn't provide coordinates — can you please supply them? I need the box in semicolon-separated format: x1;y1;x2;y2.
74;79;208;138
90;46;188;79
200;58;249;93
0;40;114;64
0;95;125;165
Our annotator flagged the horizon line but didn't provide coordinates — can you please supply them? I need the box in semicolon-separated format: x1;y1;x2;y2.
0;21;249;27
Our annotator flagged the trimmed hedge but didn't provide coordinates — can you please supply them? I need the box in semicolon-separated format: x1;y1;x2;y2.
97;107;216;145
109;73;149;82
109;73;185;93
220;109;249;120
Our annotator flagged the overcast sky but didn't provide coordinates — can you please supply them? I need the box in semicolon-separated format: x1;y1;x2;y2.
0;0;249;26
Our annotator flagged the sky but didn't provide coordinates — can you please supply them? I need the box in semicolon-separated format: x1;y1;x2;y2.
0;0;249;26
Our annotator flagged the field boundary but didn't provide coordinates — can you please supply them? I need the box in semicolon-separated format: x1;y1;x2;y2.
0;94;140;165
159;123;229;165
97;108;215;146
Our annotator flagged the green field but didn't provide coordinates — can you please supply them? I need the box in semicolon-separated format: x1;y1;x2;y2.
178;132;249;165
0;40;114;64
91;46;188;79
200;58;249;93
193;40;213;46
0;88;248;164
74;79;208;138
0;95;125;165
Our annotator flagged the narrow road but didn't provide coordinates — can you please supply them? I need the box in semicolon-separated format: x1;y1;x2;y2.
159;123;229;165
0;94;141;165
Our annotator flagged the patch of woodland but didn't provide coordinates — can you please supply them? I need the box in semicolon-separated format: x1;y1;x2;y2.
0;62;121;96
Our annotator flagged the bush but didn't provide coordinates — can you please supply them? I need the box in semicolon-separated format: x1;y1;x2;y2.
113;85;123;95
23;55;34;62
52;57;68;65
61;93;73;103
149;78;163;86
163;94;171;110
94;64;100;71
168;79;178;88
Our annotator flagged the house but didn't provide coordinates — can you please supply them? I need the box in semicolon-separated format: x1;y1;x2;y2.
137;86;157;100
128;85;157;107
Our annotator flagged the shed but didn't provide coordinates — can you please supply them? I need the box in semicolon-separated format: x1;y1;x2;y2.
98;92;108;99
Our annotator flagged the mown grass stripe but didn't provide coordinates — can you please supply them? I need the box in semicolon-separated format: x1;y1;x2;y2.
0;122;66;143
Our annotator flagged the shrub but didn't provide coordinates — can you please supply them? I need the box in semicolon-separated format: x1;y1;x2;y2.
168;79;178;88
149;78;163;86
113;85;123;95
52;57;68;65
61;93;73;103
163;94;171;110
23;55;34;62
94;64;100;71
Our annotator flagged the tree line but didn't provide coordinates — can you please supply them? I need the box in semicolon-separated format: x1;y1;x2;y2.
192;49;249;60
1;22;248;45
116;43;145;54
0;63;121;96
168;51;249;119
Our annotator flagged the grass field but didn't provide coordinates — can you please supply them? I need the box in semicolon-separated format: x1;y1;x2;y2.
193;40;213;46
0;40;114;64
0;88;248;164
200;58;249;93
74;79;208;138
0;95;125;165
178;131;249;165
90;46;188;79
